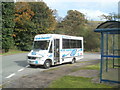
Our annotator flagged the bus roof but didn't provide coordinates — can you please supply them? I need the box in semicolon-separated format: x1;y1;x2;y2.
34;34;83;41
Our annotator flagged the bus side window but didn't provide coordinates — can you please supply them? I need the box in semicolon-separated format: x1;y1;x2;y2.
49;42;52;53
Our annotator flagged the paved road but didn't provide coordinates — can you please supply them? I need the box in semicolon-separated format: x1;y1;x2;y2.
1;52;47;86
0;52;100;86
1;53;28;85
82;52;101;61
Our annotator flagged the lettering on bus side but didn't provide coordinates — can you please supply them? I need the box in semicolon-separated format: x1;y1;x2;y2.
35;37;51;40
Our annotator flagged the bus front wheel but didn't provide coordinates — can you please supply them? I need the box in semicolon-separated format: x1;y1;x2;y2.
44;60;51;69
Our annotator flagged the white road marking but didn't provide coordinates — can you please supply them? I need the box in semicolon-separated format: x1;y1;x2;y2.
25;65;29;68
6;73;15;79
18;68;24;72
5;65;29;79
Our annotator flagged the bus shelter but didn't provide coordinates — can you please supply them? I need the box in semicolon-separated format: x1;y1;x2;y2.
94;21;120;83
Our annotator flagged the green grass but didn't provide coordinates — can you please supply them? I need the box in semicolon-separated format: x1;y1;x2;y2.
101;59;120;69
71;63;100;72
0;49;28;55
85;63;100;70
49;75;112;88
78;60;96;63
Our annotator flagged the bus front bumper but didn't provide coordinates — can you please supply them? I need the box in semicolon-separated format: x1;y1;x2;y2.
28;59;44;65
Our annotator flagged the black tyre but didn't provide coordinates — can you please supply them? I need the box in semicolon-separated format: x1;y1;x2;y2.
70;58;76;64
44;60;51;69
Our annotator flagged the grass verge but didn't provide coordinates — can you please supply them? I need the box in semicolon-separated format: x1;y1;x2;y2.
0;50;28;55
78;60;97;63
71;63;100;72
48;75;112;88
84;63;100;70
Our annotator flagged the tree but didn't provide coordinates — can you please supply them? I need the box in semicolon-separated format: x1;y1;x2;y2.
14;2;57;50
100;13;120;21
55;10;87;36
14;2;35;51
2;2;15;52
83;23;100;51
0;2;2;51
54;10;100;51
29;2;57;34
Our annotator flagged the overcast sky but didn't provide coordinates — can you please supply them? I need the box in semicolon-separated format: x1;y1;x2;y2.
43;0;119;21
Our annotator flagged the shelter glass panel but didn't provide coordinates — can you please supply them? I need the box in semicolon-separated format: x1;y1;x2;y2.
101;33;120;83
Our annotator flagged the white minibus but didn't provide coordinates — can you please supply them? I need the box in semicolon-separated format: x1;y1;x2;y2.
27;34;83;68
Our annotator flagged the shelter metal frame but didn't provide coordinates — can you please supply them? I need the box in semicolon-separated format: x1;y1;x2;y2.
94;21;120;84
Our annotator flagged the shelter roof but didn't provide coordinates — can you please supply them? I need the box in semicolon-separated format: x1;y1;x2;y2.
94;21;120;33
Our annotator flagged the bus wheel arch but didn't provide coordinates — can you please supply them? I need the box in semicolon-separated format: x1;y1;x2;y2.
43;59;52;69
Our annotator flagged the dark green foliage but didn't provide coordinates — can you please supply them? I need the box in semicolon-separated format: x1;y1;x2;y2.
2;2;15;52
84;29;100;51
30;2;56;34
13;2;56;51
55;10;100;51
55;10;87;36
14;2;35;51
83;21;101;51
2;2;101;52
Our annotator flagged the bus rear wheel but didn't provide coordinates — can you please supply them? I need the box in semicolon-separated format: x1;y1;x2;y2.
70;58;76;64
44;60;51;69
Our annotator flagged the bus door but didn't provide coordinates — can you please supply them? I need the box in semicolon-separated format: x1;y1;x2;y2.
54;39;60;62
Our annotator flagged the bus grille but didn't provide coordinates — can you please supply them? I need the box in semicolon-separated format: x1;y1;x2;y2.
28;56;36;60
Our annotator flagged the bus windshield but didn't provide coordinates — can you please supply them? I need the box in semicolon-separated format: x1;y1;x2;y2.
33;40;50;50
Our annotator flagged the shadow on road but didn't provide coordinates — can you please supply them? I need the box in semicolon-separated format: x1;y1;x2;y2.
14;60;28;67
27;65;44;69
26;62;72;69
